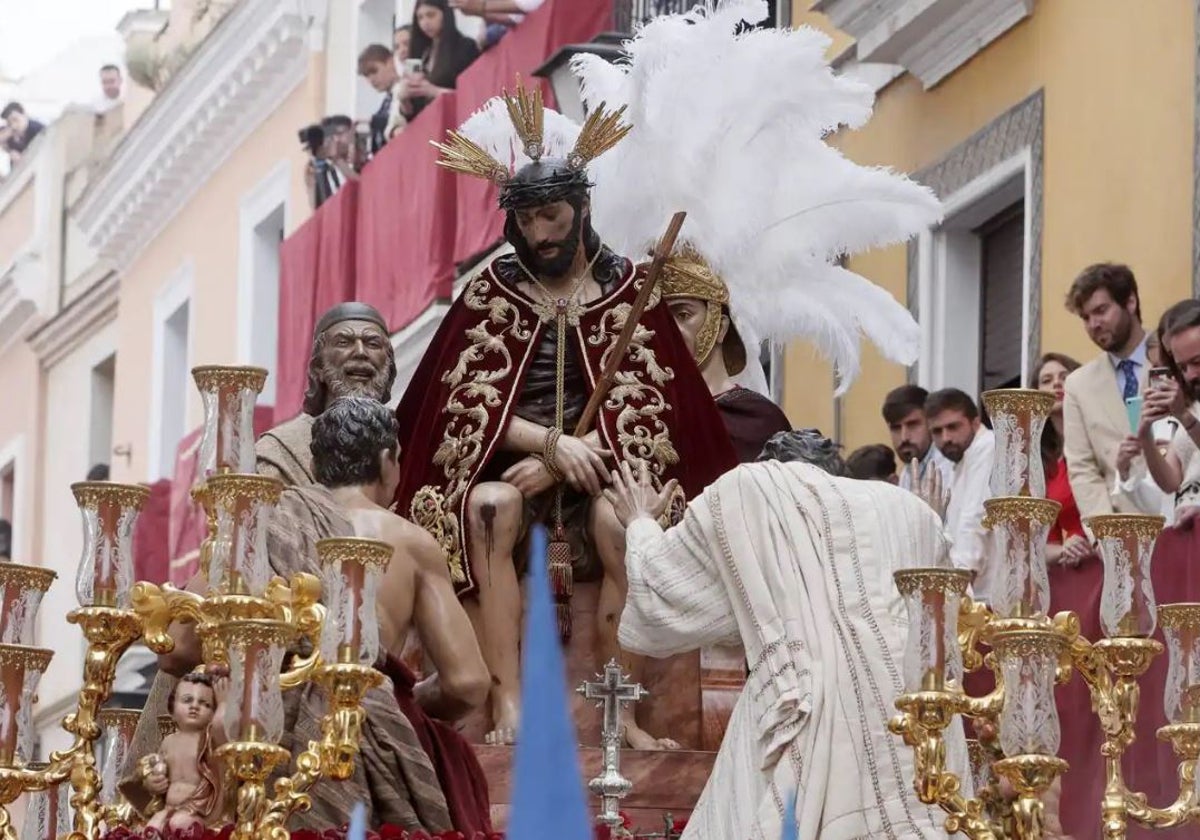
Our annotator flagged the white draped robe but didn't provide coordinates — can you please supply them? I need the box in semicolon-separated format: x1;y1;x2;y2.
621;461;968;840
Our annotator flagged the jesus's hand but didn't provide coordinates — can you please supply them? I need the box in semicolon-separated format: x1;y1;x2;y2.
501;456;556;498
553;434;611;496
604;460;679;528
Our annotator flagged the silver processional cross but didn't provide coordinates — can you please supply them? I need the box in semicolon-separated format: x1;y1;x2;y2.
577;658;647;827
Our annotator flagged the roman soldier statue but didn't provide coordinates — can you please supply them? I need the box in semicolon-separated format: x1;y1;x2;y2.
658;250;791;462
393;83;738;748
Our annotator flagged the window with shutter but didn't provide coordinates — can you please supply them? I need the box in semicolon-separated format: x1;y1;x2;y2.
976;203;1025;390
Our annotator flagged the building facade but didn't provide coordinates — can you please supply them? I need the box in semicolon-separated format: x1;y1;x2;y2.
786;0;1197;450
0;0;447;758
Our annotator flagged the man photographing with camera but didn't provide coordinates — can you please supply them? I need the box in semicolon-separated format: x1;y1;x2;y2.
300;115;358;209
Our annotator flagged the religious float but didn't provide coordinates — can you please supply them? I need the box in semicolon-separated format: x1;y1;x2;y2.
890;388;1197;840
0;364;721;840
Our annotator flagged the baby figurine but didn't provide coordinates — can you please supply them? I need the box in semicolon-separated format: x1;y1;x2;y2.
138;668;229;833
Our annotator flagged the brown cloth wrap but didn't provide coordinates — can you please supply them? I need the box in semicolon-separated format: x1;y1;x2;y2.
120;485;453;833
255;414;318;487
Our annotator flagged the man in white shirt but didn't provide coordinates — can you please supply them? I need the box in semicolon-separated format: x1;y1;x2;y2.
926;388;995;597
882;384;953;493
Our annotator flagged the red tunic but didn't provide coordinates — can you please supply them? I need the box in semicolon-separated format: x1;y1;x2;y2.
1045;456;1085;543
714;386;792;464
382;656;493;836
393;250;738;594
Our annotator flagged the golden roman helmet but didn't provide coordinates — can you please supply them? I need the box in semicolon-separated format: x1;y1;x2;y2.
660;247;747;375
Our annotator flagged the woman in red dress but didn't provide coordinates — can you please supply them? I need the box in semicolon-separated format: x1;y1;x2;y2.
1036;353;1091;563
1034;352;1106;839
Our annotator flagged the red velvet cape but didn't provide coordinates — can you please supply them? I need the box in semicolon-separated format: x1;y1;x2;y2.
394;254;737;594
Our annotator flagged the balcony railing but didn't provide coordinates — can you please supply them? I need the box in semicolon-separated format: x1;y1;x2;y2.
613;0;702;33
613;0;781;33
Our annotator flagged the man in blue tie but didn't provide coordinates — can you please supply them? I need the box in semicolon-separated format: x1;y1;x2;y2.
1062;262;1149;518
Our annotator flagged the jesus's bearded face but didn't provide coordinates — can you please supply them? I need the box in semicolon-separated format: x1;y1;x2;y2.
512;200;584;279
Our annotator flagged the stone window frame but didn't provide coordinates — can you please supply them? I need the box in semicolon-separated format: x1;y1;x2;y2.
906;90;1045;389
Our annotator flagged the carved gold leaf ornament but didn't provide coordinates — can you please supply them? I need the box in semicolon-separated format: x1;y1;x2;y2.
894;568;973;598
70;482;151;511
1084;513;1167;542
980;389;1056;420
191;365;268;395
0;564;56;592
980;497;1061;529
314;538;392;570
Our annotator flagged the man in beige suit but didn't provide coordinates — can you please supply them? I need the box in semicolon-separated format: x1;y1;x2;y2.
1062;263;1149;518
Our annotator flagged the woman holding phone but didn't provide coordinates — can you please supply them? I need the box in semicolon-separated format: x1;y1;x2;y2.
404;0;480;118
1113;330;1177;520
1137;300;1200;525
1119;300;1200;817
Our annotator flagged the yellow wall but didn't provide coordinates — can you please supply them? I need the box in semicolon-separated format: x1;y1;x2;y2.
786;0;1196;453
110;81;316;483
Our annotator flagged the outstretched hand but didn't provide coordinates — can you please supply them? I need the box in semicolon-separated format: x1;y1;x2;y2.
603;460;679;528
903;458;950;522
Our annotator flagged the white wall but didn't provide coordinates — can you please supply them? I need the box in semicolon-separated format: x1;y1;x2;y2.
237;161;290;406
34;322;118;747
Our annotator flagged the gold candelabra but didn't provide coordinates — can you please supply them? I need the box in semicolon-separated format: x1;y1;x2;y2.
0;365;385;840
890;389;1197;840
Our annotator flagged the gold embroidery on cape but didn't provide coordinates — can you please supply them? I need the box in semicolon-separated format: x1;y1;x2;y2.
409;485;464;583
585;298;678;479
530;297;586;326
425;276;533;580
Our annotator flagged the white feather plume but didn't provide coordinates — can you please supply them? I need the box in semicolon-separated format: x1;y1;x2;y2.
456;95;581;173
577;0;942;392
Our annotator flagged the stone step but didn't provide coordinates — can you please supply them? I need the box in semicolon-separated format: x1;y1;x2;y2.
476;744;716;830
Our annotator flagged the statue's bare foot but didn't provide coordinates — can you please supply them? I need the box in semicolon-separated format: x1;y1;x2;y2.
484;725;518;746
485;693;520;746
624;721;681;751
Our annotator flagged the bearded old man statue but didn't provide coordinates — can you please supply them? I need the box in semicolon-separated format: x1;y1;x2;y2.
256;302;397;485
393;85;737;748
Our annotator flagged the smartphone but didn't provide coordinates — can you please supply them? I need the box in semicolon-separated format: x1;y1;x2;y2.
1125;395;1143;433
1150;366;1172;390
404;59;423;76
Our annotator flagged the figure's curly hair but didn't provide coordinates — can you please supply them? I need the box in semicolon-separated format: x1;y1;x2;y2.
757;429;847;477
311;397;400;488
167;670;214;709
302;331;397;417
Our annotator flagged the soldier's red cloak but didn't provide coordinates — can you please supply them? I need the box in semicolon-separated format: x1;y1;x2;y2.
394;252;738;594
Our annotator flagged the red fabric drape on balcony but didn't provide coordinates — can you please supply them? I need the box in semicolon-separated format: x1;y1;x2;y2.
355;95;458;333
275;183;359;421
274;0;614;424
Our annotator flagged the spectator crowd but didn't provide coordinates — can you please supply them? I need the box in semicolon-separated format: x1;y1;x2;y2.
304;0;544;209
843;262;1200;605
1;63;124;178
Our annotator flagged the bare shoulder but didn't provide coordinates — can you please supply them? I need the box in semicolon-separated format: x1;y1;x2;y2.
358;508;447;574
